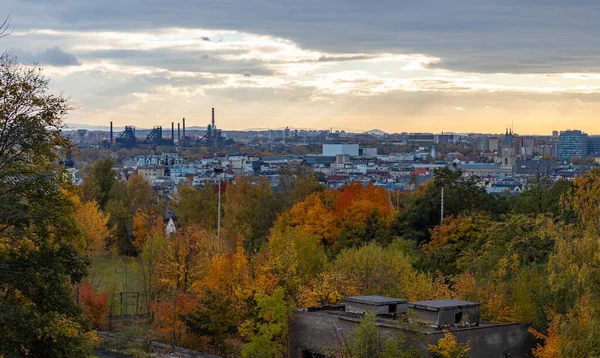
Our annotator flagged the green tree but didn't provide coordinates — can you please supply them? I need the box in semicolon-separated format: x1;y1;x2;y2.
183;289;237;355
82;157;115;209
0;53;96;356
240;288;291;358
169;184;218;230
342;313;424;358
395;167;507;244
513;176;572;218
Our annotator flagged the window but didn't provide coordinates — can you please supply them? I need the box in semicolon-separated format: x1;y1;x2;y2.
388;304;397;314
455;311;463;324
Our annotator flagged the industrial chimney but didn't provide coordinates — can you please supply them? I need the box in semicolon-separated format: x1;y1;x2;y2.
182;117;186;141
110;121;113;148
171;122;175;143
177;123;181;142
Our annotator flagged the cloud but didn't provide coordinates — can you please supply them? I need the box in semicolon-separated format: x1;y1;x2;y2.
16;46;81;66
39;47;81;66
5;0;600;73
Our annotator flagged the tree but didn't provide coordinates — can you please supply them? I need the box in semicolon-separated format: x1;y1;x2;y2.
137;232;167;315
222;177;287;252
78;278;109;329
339;313;424;358
395;168;507;244
155;226;218;293
264;227;328;303
68;192;111;256
325;243;427;300
428;332;470;358
82;157;115;209
182;289;237;355
570;169;600;232
240;288;291;358
0;53;96;356
169;184;218;230
513;176;572;218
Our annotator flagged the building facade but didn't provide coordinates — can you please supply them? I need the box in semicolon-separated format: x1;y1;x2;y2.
558;130;588;161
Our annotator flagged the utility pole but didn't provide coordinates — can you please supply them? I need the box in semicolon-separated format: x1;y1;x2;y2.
436;179;445;223
214;168;224;240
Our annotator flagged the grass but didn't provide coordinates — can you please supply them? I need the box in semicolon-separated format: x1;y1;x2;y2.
87;255;146;315
89;255;143;294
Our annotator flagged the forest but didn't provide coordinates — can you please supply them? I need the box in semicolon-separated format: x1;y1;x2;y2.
2;49;600;358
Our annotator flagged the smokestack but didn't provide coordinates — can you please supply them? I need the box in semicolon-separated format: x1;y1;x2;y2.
182;117;186;141
171;122;174;143
110;121;113;148
177;123;180;142
212;108;215;138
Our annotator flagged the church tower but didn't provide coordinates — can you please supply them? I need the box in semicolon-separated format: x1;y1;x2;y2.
500;127;516;172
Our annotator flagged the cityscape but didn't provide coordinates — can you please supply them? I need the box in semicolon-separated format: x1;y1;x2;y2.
64;116;600;196
4;1;600;358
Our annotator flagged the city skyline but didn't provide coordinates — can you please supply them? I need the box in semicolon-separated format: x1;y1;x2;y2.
4;1;600;134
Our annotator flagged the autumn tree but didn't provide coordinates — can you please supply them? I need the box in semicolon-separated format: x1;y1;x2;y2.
513;176;572;218
395;167;508;244
169;184;218;230
222;176;287;252
68;192;111;256
155;226;219;293
240;288;291;358
569;169;600;232
79;278;110;329
82;157;115;209
0;53;96;356
428;332;470;358
137;232;167;314
264;227;328;303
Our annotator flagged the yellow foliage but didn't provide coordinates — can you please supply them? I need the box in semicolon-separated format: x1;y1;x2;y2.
67;191;111;256
428;332;470;358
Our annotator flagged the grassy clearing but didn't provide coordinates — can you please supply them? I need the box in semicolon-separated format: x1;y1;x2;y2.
88;255;143;294
87;255;147;315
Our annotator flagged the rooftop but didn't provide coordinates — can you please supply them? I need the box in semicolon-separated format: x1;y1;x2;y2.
409;299;479;311
345;295;408;306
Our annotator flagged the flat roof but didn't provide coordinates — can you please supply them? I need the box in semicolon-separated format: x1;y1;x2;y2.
409;299;479;311
345;296;408;306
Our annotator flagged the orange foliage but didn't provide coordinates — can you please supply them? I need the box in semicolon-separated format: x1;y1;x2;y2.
287;194;341;247
530;316;560;358
197;242;252;298
153;293;200;348
78;279;109;329
335;183;391;216
133;207;165;249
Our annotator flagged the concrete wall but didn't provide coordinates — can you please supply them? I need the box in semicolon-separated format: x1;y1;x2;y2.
323;144;359;157
289;311;532;358
345;302;408;315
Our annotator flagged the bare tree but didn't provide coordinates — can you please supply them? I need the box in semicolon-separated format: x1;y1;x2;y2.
0;15;12;38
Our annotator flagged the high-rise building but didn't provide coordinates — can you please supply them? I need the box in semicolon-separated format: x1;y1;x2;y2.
476;136;489;152
588;136;600;156
558;130;588;161
488;137;499;152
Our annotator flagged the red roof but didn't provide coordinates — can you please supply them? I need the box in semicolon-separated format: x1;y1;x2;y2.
327;175;348;182
411;168;430;176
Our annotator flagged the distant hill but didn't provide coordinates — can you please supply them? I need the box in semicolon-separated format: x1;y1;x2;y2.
363;129;387;136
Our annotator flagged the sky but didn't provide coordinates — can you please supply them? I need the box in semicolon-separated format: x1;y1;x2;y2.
3;0;600;134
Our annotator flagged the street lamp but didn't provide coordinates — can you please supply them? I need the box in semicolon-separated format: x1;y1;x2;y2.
435;179;444;223
214;168;224;239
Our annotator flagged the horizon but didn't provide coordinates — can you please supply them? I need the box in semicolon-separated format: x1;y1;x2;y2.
4;1;600;134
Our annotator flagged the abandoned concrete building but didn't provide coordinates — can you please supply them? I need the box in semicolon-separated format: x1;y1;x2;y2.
289;295;532;358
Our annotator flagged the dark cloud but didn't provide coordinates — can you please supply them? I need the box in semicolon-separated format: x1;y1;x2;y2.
77;48;279;76
16;46;81;66
6;0;600;73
